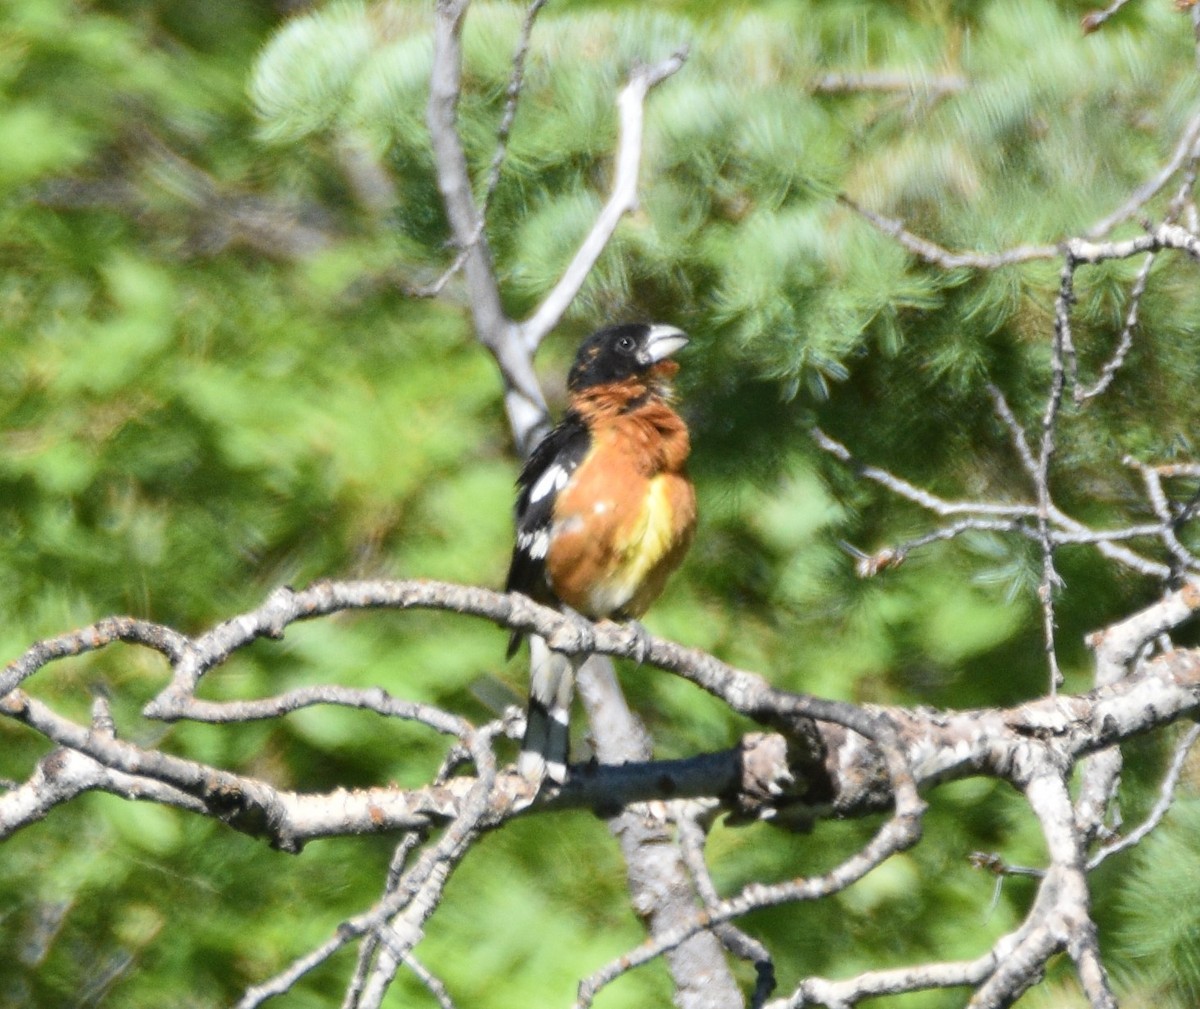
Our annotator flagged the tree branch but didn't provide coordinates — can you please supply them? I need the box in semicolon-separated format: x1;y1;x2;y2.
812;70;967;96
516;48;689;352
7;579;1200;1006
426;0;546;451
837;193;1057;269
811;425;1172;580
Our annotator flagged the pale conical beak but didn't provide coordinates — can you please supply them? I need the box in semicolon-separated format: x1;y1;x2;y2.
642;324;689;364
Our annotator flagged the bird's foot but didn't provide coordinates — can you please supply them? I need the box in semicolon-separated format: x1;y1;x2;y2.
619;618;652;666
547;605;596;655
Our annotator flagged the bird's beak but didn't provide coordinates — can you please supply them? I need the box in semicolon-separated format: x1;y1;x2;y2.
641;324;689;364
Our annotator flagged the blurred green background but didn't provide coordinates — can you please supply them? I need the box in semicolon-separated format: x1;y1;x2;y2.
4;0;1200;1005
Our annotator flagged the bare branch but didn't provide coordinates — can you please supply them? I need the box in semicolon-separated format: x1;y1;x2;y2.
779;940;1020;1008
1126;455;1200;572
842;198;1200;283
676;806;777;1009
1080;0;1138;34
812;425;1171;580
406;0;548;304
0;615;187;699
1087;721;1200;869
242;694;500;1009
8;579;1200;1007
768;644;1200;1009
812;70;967;96
1085;110;1200;238
8;578;1190;805
1074;251;1155;402
480;0;548;216
811;427;1038;519
575;654;748;1009
1078;128;1200;402
516;48;689;352
426;0;546;450
396;952;457;1009
1025;772;1118;1009
986;384;1039;481
344;832;431;1008
1066;222;1200;263
576;803;923;1009
1032;257;1076;692
0;746;206;840
236;929;350;1008
837;193;1057;269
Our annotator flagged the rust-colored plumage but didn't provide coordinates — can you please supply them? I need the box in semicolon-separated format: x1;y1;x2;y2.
505;323;696;783
544;375;694;620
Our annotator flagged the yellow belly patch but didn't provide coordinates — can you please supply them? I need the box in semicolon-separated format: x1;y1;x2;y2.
585;476;688;617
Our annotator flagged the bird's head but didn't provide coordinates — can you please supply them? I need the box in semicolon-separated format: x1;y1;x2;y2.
566;323;689;393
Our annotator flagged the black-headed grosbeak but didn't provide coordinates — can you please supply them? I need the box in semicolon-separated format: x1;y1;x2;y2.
505;322;696;783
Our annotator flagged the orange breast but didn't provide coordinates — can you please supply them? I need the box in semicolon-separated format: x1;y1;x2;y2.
545;409;695;620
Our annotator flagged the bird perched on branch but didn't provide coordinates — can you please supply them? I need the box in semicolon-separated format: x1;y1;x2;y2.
505;322;696;785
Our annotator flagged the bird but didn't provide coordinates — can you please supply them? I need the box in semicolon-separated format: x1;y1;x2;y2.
505;322;697;784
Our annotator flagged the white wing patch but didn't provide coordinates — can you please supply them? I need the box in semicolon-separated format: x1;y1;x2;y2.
528;462;571;504
517;529;550;559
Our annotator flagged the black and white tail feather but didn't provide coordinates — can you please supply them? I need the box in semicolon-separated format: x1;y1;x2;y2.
517;636;578;783
505;413;591;784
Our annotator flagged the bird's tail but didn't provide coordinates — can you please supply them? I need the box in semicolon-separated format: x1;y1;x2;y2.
518;635;576;784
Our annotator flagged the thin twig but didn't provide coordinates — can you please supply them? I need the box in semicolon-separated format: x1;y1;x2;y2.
1085;110;1200;238
344;831;430;1008
1087;721;1200;870
1080;0;1138;34
838;193;1057;269
238;721;499;1009
778;937;1026;1008
812;70;967;96
813;425;1170;579
1078;111;1200;400
675;805;777;1008
517;48;689;351
481;0;548;216
1125;455;1200;574
153;683;473;736
426;0;546;450
576;803;922;1008
811;427;1039;520
407;0;548;302
1034;256;1076;693
1075;252;1155;402
399;952;457;1009
987;384;1040;478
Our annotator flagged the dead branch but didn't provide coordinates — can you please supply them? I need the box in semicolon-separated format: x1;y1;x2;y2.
837;194;1058;269
515;48;689;353
812;70;967;96
6;577;1200;1006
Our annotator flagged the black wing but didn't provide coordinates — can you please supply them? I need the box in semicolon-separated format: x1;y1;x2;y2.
504;414;591;656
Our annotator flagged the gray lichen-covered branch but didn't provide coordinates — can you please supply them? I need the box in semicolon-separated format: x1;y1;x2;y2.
3;578;1200;1006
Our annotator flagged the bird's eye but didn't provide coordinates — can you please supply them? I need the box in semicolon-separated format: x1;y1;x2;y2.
617;335;636;351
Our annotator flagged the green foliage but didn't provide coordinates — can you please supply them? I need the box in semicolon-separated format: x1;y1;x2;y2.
4;0;1200;1005
1107;791;1200;1007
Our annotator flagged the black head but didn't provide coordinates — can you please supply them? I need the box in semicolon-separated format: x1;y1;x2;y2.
566;323;689;393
